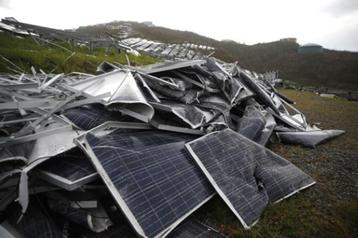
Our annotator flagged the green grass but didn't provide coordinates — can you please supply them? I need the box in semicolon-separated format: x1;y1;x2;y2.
0;32;157;74
197;90;358;238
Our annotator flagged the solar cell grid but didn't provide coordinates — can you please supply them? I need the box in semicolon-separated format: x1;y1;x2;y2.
185;129;315;228
39;150;95;181
64;105;122;130
85;129;214;237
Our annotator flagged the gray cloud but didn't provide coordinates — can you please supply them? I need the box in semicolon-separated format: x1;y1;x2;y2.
325;0;358;17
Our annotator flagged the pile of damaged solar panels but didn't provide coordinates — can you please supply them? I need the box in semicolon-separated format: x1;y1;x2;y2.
0;58;344;238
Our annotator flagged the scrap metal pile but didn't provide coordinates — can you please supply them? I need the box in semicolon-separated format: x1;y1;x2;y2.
0;59;344;238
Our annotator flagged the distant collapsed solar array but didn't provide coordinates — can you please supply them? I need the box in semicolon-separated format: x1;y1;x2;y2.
0;18;215;61
121;37;215;60
0;58;344;238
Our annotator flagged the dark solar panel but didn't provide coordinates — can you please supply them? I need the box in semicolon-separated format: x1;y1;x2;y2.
9;200;63;238
63;105;123;130
185;129;315;228
39;149;95;181
238;104;266;142
85;130;214;238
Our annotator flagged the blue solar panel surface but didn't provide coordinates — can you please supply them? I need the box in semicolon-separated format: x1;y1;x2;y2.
86;130;214;237
64;105;123;130
186;129;315;228
40;149;95;181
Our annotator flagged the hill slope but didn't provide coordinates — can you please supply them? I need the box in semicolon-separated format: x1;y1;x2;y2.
76;21;358;91
0;31;156;74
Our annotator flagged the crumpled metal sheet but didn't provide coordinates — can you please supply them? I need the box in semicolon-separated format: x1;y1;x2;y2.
68;70;154;123
234;69;281;115
277;129;345;148
0;124;79;164
238;104;266;142
185;129;315;228
232;67;309;131
151;101;216;129
237;102;276;145
206;58;254;105
140;60;206;74
257;112;276;145
0;124;81;214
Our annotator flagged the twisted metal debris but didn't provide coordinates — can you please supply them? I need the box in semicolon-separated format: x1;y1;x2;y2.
0;58;344;237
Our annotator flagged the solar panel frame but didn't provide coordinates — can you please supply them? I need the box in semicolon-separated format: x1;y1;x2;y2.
39;169;97;191
150;116;205;136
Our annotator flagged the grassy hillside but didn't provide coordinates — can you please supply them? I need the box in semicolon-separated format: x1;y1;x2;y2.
77;21;358;91
224;42;358;91
0;31;156;74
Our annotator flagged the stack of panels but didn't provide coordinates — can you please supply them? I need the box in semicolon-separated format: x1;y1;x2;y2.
85;130;214;237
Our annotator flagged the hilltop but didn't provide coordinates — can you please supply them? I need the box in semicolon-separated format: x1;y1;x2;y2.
76;21;358;91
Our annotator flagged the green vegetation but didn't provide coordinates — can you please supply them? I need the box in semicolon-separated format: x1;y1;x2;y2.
0;31;157;74
196;89;358;238
223;42;358;91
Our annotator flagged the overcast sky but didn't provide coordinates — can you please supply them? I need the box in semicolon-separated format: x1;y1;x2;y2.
1;0;357;51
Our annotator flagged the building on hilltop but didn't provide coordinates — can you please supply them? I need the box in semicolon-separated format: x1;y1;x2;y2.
298;43;323;54
280;38;297;43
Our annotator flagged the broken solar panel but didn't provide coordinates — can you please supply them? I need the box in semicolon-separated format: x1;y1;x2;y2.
63;105;124;130
237;103;276;145
83;129;214;238
38;148;97;191
150;102;215;129
149;109;205;135
185;129;315;228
